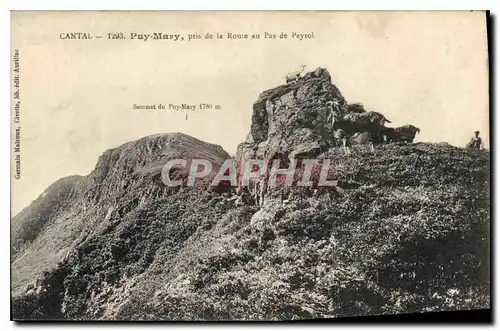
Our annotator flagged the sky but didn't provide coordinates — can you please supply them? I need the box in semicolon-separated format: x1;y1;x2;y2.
11;11;489;215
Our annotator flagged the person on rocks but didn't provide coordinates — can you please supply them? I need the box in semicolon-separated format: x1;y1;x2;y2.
467;131;484;150
334;128;350;155
326;100;340;128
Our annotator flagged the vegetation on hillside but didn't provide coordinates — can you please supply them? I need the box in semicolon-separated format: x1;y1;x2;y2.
11;143;490;320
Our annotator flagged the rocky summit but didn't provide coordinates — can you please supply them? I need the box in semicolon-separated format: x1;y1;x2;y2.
11;68;490;321
237;67;346;163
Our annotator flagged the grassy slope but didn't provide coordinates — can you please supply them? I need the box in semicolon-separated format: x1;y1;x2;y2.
11;143;490;320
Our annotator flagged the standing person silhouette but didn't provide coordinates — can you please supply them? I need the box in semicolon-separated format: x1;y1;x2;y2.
467;131;483;150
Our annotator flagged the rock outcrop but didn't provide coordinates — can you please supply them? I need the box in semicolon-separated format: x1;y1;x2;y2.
236;68;347;164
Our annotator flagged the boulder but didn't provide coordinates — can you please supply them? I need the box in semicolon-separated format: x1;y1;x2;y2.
236;68;348;181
